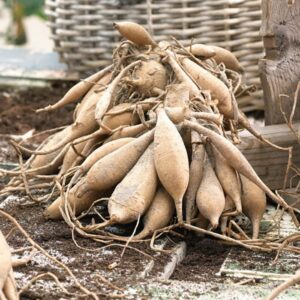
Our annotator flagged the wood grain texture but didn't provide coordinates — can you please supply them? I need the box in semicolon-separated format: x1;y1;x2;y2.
238;122;300;190
278;188;300;209
259;0;300;125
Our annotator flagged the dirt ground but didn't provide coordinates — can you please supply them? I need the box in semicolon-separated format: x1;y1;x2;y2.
0;84;75;134
171;236;230;283
0;84;74;163
0;198;153;299
0;193;233;299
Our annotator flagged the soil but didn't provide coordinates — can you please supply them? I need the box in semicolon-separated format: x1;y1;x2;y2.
171;235;230;283
0;193;232;299
0;83;75;163
0;194;159;299
0;84;74;135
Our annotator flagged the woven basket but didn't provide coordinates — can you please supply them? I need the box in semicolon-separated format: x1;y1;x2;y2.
45;0;264;111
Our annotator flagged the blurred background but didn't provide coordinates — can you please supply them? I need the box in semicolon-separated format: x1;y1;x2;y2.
0;0;264;113
0;0;53;50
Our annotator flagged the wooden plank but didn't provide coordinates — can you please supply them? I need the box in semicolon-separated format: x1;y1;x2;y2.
137;280;300;300
219;249;300;281
238;122;300;190
259;0;300;125
278;188;300;210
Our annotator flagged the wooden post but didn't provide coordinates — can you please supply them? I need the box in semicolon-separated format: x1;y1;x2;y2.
259;0;300;125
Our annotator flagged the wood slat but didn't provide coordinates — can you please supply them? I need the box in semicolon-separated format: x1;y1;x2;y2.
238;123;300;190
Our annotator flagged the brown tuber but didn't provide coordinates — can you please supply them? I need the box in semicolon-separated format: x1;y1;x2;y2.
114;22;157;47
196;153;225;228
240;175;266;239
154;109;189;223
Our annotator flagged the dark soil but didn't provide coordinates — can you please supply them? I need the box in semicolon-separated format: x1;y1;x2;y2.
0;196;158;299
0;83;75;163
0;84;75;135
171;235;230;283
0;194;232;299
